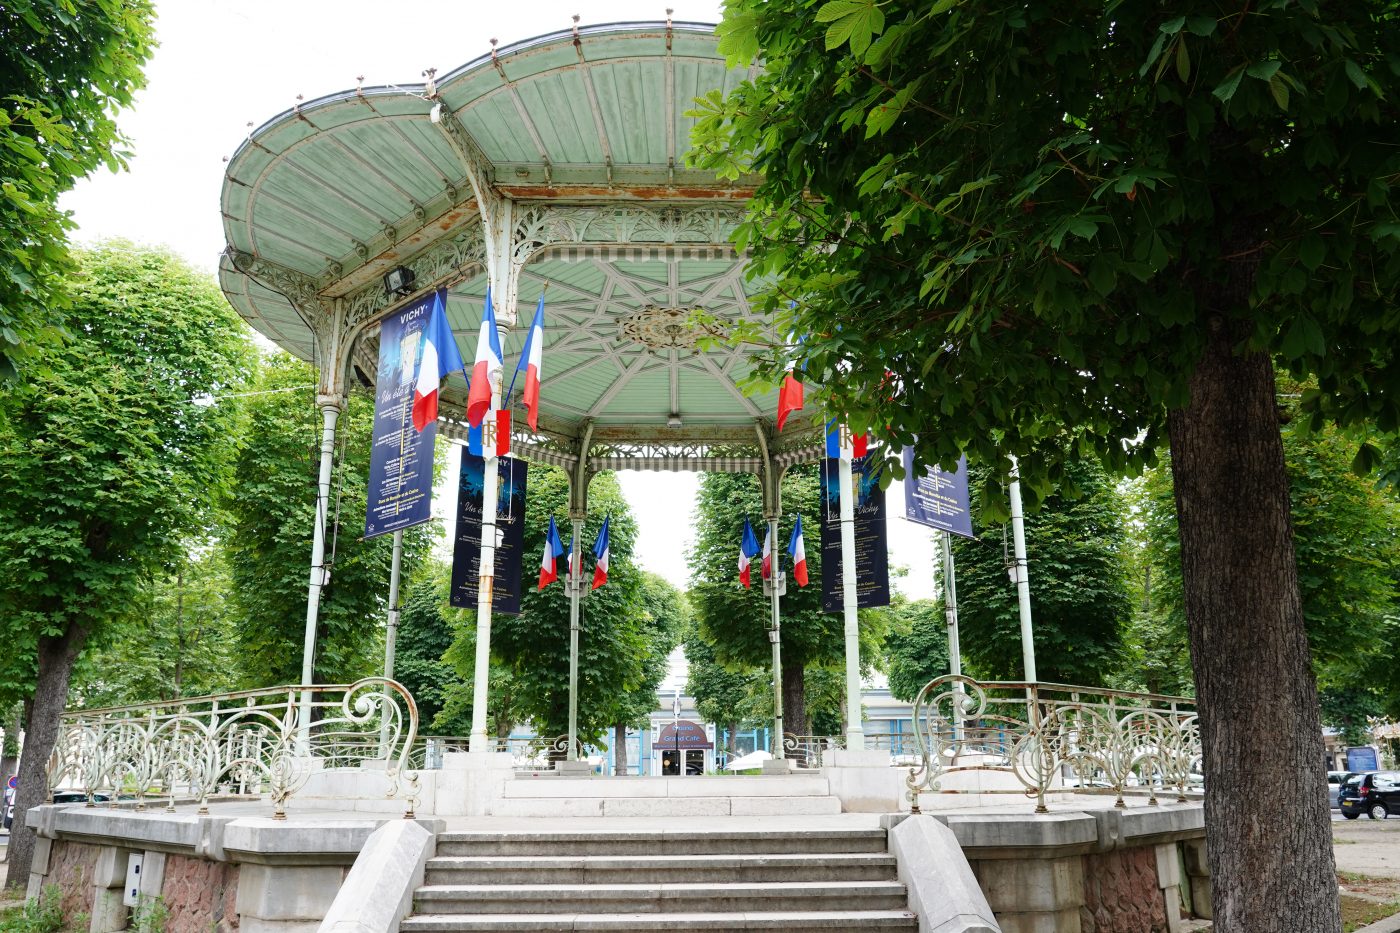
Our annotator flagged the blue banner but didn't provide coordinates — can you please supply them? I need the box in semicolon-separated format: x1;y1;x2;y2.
450;454;528;615
901;447;975;539
819;456;891;612
364;297;438;539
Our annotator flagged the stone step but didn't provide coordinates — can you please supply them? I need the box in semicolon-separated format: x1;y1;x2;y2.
433;829;890;857
413;880;910;915
487;795;843;818
400;909;920;931
499;776;833;798
424;851;900;885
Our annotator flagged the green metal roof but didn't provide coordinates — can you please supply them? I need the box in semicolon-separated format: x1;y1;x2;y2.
218;22;819;456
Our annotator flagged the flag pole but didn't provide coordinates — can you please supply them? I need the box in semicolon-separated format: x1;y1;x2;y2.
1008;458;1037;682
468;407;502;753
940;530;963;679
839;428;865;750
379;528;404;755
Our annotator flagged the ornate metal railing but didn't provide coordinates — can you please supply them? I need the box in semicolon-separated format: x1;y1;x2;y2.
47;679;419;819
781;733;838;769
409;733;585;771
905;676;1203;813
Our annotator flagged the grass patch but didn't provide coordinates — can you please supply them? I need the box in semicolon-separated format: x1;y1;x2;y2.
1339;870;1377;885
0;888;84;933
1342;895;1400;932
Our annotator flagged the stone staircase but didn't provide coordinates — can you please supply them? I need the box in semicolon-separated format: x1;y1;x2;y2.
400;826;919;931
487;774;843;818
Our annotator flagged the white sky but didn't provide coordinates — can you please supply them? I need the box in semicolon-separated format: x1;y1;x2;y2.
60;0;938;598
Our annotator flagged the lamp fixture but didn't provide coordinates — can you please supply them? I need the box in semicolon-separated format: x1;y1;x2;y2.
383;265;415;298
667;412;683;428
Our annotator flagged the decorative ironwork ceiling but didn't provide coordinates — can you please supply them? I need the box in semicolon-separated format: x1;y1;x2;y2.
217;22;822;470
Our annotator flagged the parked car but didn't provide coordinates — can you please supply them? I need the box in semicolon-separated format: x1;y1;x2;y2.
1339;771;1400;820
2;791;111;831
1329;771;1354;809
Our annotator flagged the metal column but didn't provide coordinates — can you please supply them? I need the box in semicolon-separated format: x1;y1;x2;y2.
764;517;785;758
299;396;342;747
566;517;585;761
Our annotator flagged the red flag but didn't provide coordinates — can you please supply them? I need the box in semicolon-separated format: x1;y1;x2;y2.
496;410;512;457
777;371;803;432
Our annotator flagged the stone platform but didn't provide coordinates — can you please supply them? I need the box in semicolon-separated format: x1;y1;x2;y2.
491;773;843;817
19;779;1208;933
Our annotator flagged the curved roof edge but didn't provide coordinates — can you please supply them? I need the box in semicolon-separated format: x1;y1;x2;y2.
230;20;721;165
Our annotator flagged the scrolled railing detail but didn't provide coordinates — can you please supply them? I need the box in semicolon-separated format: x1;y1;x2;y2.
47;678;419;819
906;677;1203;813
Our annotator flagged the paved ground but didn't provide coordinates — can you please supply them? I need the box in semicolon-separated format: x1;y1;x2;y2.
1334;814;1400;880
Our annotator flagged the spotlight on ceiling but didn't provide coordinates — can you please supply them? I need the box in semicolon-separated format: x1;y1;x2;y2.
383;265;416;298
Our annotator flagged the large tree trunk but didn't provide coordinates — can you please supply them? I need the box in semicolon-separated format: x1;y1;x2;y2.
613;723;628;776
781;664;806;742
1167;316;1340;932
5;624;89;890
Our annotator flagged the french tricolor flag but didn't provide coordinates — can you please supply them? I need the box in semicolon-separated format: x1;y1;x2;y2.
538;516;566;590
465;288;504;429
825;420;869;460
516;295;545;432
760;526;773;580
591;515;611;590
737;518;760;588
411;290;465;431
788;514;809;587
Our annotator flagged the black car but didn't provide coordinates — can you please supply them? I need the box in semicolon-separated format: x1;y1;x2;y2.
1339;771;1400;820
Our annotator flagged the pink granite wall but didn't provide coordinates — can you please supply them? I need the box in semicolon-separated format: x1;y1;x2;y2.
1080;845;1168;933
42;839;100;919
159;854;240;933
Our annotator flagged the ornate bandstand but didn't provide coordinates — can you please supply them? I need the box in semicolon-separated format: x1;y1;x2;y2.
217;20;850;762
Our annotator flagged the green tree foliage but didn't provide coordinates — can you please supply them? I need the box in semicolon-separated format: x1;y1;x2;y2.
1131;412;1400;711
0;243;250;888
71;548;240;708
882;599;950;703
690;3;1400;924
0;1;156;378
223;354;432;687
611;571;687;730
436;631;518;739
949;461;1131;686
392;563;459;731
685;624;765;752
1319;688;1384;750
687;467;886;736
441;467;676;746
610;572;687;771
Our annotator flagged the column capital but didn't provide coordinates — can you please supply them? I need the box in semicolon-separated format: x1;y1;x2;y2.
315;393;346;412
